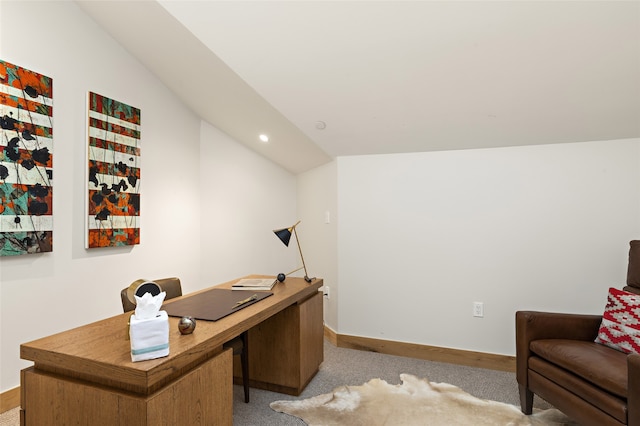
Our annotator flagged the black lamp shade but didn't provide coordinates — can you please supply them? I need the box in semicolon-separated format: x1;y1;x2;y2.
274;228;292;247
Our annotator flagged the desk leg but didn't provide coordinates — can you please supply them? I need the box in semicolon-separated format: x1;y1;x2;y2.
21;349;233;426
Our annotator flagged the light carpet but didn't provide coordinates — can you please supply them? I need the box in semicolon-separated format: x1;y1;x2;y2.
0;408;18;426
271;374;576;426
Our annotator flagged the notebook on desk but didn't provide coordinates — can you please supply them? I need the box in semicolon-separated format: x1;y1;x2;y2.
163;288;273;321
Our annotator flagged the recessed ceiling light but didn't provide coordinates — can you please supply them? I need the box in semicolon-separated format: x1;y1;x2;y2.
259;134;269;142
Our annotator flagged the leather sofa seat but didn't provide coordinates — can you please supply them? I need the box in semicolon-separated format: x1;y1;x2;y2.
529;339;628;423
530;340;628;397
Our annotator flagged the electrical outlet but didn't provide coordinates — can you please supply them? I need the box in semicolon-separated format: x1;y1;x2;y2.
473;302;484;318
323;286;330;299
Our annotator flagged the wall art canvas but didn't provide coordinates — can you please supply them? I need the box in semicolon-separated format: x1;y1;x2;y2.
86;92;140;248
0;60;53;256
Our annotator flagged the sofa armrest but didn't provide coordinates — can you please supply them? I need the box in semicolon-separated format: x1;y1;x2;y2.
515;311;602;387
630;353;640;426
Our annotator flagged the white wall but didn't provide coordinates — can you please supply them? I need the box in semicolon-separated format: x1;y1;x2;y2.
198;121;298;287
298;160;338;328
0;0;297;393
337;139;640;355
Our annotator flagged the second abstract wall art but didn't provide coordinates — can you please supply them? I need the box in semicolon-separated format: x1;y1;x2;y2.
87;92;141;248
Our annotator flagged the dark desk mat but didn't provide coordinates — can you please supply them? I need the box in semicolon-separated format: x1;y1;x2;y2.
163;288;273;321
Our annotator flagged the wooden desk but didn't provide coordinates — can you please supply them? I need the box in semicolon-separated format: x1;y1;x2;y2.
20;276;323;426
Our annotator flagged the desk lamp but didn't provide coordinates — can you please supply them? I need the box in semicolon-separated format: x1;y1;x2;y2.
273;220;314;283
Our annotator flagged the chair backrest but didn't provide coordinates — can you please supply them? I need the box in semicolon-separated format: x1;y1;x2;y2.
121;277;183;312
624;240;640;295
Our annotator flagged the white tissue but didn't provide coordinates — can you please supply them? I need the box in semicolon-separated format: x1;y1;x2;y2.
134;291;166;320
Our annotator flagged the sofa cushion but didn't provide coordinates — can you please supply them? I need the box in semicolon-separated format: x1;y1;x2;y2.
529;358;628;423
530;339;628;398
595;287;640;355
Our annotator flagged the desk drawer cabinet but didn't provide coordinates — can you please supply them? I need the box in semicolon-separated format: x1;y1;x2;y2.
21;349;233;426
235;290;323;395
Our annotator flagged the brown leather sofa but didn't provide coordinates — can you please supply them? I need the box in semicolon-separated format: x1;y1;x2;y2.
516;241;640;425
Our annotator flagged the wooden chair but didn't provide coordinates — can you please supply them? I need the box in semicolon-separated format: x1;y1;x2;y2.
121;277;250;403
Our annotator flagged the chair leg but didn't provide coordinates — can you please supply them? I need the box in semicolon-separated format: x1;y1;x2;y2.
519;384;533;414
240;331;249;403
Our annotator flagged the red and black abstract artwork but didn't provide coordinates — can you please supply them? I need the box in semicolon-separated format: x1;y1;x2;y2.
0;60;53;256
87;92;140;248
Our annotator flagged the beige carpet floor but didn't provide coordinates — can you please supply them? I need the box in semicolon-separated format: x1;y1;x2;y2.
0;408;17;426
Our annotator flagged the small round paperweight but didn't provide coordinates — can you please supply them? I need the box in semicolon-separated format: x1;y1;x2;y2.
277;273;286;282
178;316;196;334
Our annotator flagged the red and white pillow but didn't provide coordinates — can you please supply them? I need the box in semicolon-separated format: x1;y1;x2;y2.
595;287;640;355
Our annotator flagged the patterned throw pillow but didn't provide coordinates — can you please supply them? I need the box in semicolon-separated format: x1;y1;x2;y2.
595;287;640;354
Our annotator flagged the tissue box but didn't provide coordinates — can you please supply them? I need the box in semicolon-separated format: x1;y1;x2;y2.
129;310;170;362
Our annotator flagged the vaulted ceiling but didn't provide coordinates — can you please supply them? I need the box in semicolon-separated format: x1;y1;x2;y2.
77;1;640;174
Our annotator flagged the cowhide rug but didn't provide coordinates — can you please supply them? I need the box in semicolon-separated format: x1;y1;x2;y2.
270;374;577;426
